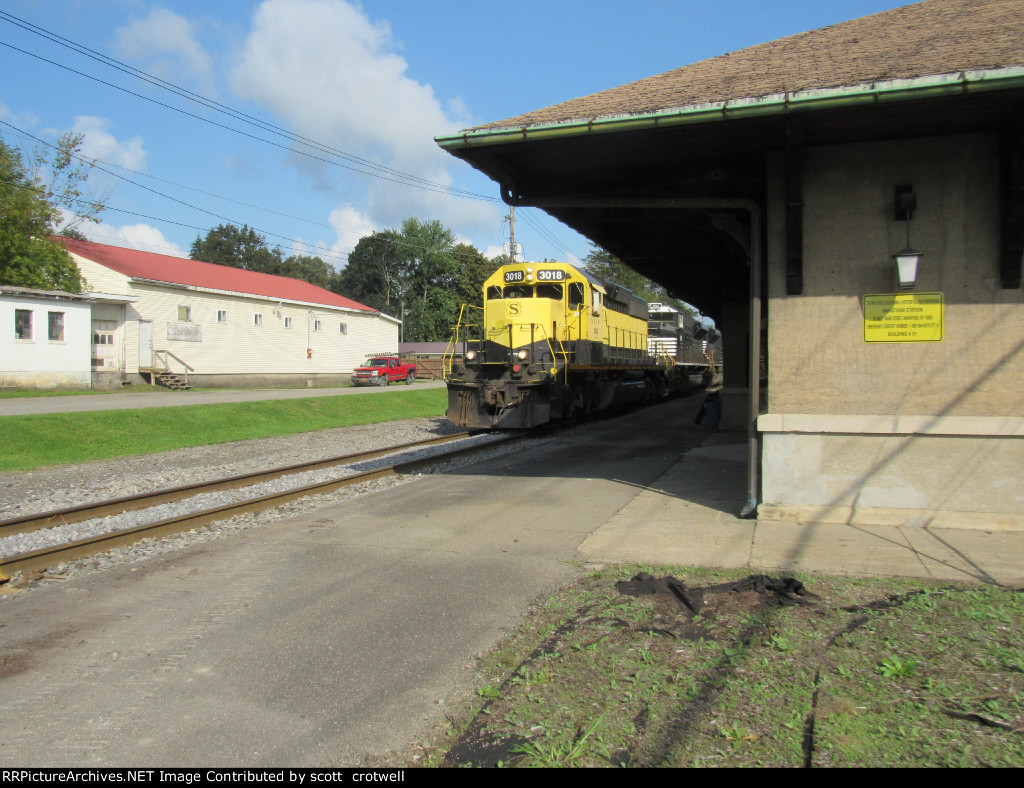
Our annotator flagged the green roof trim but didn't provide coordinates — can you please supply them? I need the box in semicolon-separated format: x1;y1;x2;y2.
436;67;1024;151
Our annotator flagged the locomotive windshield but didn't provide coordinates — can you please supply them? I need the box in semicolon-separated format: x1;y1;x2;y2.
488;284;565;300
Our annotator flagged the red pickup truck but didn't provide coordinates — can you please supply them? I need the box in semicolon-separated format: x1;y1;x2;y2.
351;355;417;386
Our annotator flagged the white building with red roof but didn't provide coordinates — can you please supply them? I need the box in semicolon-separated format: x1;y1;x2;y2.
64;238;399;388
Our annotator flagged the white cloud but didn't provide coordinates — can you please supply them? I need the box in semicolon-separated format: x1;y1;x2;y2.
71;116;147;171
113;8;214;91
77;215;187;257
328;203;377;261
0;101;39;130
231;0;500;245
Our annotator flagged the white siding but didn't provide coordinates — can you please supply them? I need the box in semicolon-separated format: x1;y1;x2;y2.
74;255;131;295
71;253;398;376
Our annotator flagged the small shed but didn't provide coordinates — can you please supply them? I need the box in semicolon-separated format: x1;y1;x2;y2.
1;286;93;389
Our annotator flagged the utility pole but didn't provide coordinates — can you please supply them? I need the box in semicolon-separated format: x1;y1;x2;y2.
508;206;516;263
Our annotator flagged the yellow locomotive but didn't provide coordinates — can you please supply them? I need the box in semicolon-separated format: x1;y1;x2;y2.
444;261;692;429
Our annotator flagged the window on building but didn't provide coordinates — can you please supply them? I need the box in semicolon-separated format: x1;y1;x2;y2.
254;313;263;327
217;310;227;323
314;319;322;332
15;309;32;340
178;306;192;322
48;312;65;341
339;322;347;335
284;316;293;329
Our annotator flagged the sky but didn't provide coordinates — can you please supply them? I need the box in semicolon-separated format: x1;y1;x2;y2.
0;0;914;271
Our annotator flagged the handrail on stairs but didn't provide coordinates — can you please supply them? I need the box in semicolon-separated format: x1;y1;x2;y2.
152;349;194;387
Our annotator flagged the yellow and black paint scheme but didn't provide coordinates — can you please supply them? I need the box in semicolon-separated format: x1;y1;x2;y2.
444;261;698;429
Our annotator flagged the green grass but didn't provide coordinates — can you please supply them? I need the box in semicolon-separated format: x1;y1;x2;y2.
0;388;447;471
408;566;1024;768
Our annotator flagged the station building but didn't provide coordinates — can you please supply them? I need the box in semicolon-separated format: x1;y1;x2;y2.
436;0;1024;531
65;238;399;389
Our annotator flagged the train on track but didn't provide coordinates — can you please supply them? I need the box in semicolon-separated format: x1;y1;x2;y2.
443;260;718;429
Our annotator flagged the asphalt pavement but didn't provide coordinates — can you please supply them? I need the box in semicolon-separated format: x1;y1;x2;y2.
0;379;447;416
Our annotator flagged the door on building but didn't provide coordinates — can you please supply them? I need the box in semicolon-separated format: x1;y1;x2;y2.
92;320;117;370
139;321;153;368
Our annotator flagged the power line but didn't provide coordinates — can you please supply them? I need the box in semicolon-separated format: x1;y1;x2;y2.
517;208;583;263
2;127;491;269
0;9;494;200
0;14;498;202
0;13;585;264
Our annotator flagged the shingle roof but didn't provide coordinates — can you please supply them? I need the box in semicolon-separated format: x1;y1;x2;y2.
62;238;375;313
471;0;1024;132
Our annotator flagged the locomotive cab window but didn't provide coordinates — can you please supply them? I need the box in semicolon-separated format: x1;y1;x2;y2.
486;285;503;300
536;284;562;300
568;283;585;310
503;285;533;299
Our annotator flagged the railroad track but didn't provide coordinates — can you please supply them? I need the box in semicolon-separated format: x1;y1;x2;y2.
0;431;520;580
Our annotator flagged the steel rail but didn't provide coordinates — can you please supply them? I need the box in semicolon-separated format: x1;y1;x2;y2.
0;433;520;579
0;432;472;538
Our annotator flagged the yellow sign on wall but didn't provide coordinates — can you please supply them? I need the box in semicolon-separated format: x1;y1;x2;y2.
863;292;943;343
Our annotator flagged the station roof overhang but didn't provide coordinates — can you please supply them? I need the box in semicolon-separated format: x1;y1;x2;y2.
437;69;1024;321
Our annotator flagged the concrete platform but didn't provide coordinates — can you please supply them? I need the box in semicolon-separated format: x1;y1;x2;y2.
580;430;1024;586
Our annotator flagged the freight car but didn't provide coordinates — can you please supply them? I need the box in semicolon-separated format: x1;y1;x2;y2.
443;261;713;429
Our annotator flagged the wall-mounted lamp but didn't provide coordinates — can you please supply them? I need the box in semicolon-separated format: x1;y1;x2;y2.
893;184;922;291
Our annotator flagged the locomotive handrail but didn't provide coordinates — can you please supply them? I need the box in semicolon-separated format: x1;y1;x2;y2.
443;304;485;378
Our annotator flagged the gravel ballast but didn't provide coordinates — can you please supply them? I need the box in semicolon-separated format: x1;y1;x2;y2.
0;416;544;593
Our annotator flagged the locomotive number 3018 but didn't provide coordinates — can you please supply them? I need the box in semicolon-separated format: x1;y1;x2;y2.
537;269;566;281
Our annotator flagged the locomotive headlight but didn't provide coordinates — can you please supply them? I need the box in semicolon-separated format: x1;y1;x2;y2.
516;349;529;360
465;350;477;361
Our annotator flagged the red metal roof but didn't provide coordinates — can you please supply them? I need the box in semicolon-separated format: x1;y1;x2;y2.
62;238;377;313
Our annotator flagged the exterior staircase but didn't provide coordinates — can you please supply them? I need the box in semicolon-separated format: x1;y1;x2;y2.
153;370;192;390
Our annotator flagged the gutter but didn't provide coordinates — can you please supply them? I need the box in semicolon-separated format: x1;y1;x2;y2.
437;67;1024;150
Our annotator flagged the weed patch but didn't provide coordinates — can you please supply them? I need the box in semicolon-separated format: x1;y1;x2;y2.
409;567;1024;768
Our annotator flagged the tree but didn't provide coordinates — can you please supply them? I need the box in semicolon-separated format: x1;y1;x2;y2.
335;229;407;314
189;224;283;272
0;136;83;292
31;132;106;237
336;219;491;342
452;242;493;306
276;254;335;290
401;218;460;342
583;246;697;318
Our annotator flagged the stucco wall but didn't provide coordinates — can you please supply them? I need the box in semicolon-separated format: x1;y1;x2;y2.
761;133;1024;528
